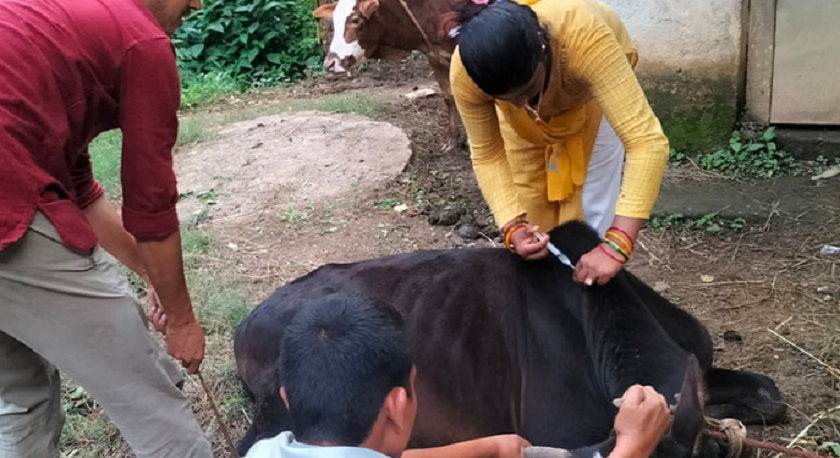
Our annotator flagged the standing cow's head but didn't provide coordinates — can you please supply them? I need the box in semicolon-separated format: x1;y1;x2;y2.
314;0;384;73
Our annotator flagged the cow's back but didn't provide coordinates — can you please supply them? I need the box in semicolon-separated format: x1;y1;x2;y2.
234;223;718;452
234;248;530;447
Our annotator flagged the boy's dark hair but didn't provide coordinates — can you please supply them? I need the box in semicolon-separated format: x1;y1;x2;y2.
280;294;413;446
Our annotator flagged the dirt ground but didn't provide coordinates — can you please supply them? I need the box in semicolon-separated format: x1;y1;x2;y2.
176;111;412;221
173;56;840;457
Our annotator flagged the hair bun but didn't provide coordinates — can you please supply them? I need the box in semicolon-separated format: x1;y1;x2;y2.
443;0;500;40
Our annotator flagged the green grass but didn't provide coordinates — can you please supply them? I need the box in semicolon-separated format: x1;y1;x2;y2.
181;225;250;337
60;385;120;458
180;70;241;110
283;94;382;118
177;93;384;146
88;131;123;199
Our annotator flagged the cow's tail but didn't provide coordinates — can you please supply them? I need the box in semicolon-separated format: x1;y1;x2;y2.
703;367;787;426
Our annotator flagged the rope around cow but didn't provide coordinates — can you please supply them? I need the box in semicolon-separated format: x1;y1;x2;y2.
702;417;829;458
703;429;830;458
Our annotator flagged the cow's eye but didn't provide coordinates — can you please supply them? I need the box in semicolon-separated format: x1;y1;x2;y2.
351;16;361;24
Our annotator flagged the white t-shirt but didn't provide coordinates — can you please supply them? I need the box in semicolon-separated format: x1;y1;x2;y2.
245;431;391;458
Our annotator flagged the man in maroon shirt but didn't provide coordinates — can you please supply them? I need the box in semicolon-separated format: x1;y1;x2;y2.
0;0;213;457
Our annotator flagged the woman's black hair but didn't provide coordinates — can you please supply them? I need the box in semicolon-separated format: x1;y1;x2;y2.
453;0;547;97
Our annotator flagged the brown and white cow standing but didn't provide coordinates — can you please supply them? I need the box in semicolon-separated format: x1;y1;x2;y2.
313;0;462;151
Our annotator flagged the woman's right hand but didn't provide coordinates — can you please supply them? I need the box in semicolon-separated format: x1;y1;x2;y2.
509;224;550;261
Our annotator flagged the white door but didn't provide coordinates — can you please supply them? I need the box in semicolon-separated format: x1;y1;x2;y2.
771;0;840;124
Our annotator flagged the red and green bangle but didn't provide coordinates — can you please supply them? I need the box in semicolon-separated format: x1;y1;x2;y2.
602;239;630;262
599;241;628;264
504;222;528;253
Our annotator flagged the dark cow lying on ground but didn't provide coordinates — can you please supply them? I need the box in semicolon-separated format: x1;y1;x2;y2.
233;221;786;457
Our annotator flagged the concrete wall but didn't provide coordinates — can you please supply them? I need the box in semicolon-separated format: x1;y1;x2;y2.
602;0;746;151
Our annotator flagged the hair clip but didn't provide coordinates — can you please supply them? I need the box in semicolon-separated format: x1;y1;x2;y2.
472;0;490;5
448;26;462;38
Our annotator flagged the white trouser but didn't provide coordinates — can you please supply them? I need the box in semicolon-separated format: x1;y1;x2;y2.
582;116;625;238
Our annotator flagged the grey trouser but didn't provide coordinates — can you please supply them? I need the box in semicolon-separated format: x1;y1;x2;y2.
0;212;213;458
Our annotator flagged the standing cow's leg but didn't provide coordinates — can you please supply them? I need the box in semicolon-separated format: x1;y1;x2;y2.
427;57;462;153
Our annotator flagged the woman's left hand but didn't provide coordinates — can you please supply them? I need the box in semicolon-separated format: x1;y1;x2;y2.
574;245;624;286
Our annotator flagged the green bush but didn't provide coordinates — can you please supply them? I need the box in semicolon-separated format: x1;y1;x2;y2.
174;0;323;86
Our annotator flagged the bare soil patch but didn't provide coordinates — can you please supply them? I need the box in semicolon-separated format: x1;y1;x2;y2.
175;111;412;223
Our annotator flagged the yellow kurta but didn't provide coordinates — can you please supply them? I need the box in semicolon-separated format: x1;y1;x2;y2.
450;0;670;230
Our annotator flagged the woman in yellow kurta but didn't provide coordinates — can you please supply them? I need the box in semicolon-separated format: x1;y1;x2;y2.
449;0;670;285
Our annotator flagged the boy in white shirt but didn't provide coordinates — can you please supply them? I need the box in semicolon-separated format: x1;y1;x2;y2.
245;295;670;458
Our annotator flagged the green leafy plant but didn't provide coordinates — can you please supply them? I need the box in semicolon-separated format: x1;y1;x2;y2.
812;155;840;175
669;148;687;166
174;0;323;85
694;211;722;233
276;203;312;223
649;212;748;234
650;213;686;232
373;198;401;210
700;127;796;178
694;212;747;233
729;217;746;230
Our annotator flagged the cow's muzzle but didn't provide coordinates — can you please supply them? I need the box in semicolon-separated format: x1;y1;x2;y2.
324;52;357;73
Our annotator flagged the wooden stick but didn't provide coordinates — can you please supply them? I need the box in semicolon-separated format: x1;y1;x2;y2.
767;329;840;382
197;370;240;458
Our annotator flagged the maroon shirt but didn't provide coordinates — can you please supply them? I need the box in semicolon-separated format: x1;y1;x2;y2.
0;0;181;252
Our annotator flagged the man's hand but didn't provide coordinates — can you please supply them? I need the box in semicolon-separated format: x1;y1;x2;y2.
137;231;205;374
148;296;167;334
145;282;204;374
164;312;205;374
611;385;671;458
490;434;531;458
509;224;550;261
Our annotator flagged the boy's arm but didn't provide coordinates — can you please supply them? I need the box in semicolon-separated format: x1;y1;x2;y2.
404;435;530;458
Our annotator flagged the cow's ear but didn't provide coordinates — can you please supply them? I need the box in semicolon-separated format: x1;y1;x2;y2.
313;2;337;19
670;355;706;451
359;0;380;18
